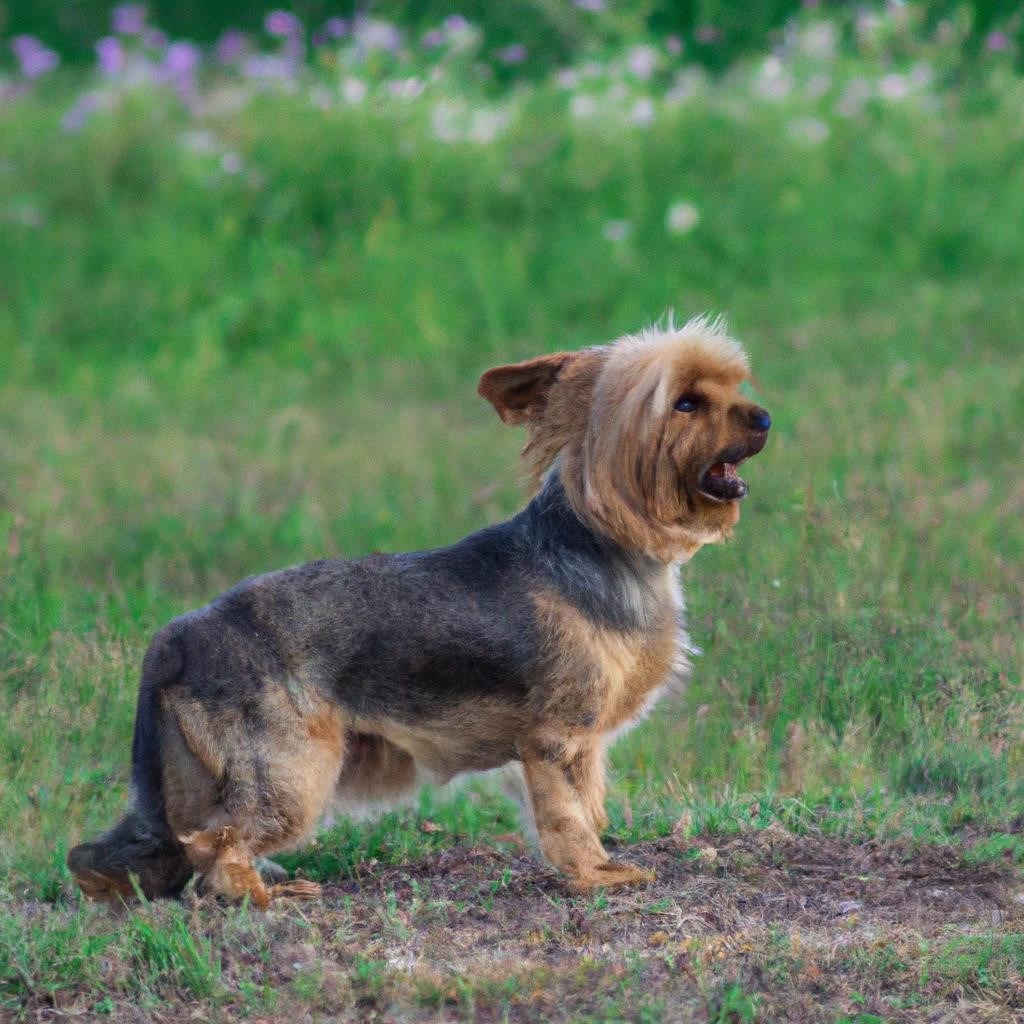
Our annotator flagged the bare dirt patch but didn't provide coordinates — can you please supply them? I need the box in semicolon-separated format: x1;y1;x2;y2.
11;829;1024;1022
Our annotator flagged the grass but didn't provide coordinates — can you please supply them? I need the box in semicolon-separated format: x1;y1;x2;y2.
1;33;1024;1022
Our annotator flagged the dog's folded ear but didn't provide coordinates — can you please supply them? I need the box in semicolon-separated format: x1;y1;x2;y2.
478;352;575;425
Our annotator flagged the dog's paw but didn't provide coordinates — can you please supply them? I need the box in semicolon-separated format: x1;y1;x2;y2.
569;860;654;891
268;879;323;902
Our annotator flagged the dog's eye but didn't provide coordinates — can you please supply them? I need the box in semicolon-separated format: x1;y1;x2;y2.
674;394;701;413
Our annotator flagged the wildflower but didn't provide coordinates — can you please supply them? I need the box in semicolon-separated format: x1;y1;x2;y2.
835;76;871;116
61;91;103;133
752;55;792;100
112;5;146;35
354;18;402;54
787;117;829;144
694;25;720;44
142;29;167;50
443;15;469;33
665;35;683;57
630;97;655;125
11;36;59;79
878;73;908;100
602;220;632;242
627;44;658;80
665;202;699;234
216;29;248;65
422;29;445;48
388;77;424;99
665;67;704;105
556;69;579;89
467;108;510;144
986;31;1010;52
570;94;597;118
243;54;296;81
799;21;837;61
221;152;243;174
265;11;302;38
325;18;349;38
574;0;606;10
341;77;367;104
164;41;200;79
96;36;124;76
496;44;527;66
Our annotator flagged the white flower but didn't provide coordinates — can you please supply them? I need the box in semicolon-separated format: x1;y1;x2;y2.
626;44;659;81
835;76;871;117
341;77;367;104
602;219;632;242
630;97;655;125
799;21;838;61
752;56;793;100
665;67;704;105
570;94;597;118
878;73;908;100
787;117;829;145
556;68;579;89
466;108;510;144
388;77;424;99
220;152;243;174
665;201;699;234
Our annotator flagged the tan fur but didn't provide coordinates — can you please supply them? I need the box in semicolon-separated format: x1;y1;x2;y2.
71;317;767;906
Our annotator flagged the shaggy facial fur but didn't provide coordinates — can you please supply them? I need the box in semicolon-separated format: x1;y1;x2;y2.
68;317;770;905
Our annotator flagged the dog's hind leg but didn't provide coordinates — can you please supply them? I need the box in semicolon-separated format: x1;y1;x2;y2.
162;687;346;906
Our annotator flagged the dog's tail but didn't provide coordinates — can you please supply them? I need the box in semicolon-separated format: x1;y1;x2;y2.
68;627;193;901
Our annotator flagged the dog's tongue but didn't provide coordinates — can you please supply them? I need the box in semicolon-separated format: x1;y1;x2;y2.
708;462;738;480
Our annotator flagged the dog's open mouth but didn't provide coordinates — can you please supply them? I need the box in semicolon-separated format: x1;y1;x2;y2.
698;460;749;503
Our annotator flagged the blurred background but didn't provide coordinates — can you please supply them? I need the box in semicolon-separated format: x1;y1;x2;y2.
1;1;1023;895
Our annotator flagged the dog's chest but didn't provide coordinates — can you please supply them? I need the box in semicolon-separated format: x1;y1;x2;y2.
534;574;690;735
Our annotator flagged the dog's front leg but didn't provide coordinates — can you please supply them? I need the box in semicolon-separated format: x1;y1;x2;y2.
521;744;652;891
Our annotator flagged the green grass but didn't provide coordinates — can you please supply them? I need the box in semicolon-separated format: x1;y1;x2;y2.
1;38;1023;1021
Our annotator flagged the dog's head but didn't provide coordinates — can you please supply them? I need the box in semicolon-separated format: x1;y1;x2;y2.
478;318;770;561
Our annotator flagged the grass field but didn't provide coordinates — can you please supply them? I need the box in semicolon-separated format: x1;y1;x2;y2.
2;12;1024;1021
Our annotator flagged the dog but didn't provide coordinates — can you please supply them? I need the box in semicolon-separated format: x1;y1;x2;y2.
68;317;770;906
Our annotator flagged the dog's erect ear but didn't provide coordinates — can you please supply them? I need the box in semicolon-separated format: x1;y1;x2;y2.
477;353;575;425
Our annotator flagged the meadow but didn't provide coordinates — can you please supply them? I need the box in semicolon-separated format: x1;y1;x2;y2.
2;5;1024;1021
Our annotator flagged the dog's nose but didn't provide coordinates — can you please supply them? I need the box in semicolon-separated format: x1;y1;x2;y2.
749;407;771;432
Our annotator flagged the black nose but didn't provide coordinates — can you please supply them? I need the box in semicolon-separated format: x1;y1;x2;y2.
750;407;771;432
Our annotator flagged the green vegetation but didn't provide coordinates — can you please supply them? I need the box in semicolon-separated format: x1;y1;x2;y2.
2;4;1023;1019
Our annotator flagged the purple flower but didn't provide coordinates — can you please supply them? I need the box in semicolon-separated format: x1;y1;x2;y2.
61;91;102;133
243;54;297;81
986;31;1010;52
496;43;527;65
422;28;445;48
96;36;125;76
216;29;248;65
325;17;348;38
142;28;167;50
112;4;146;35
443;15;469;33
265;10;302;37
665;35;683;56
574;0;605;10
11;35;59;78
164;41;200;78
694;24;720;44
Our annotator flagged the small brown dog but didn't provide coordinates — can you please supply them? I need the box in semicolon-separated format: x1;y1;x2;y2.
69;317;769;906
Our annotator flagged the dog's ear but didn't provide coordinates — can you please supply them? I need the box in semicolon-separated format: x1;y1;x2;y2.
478;353;575;425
